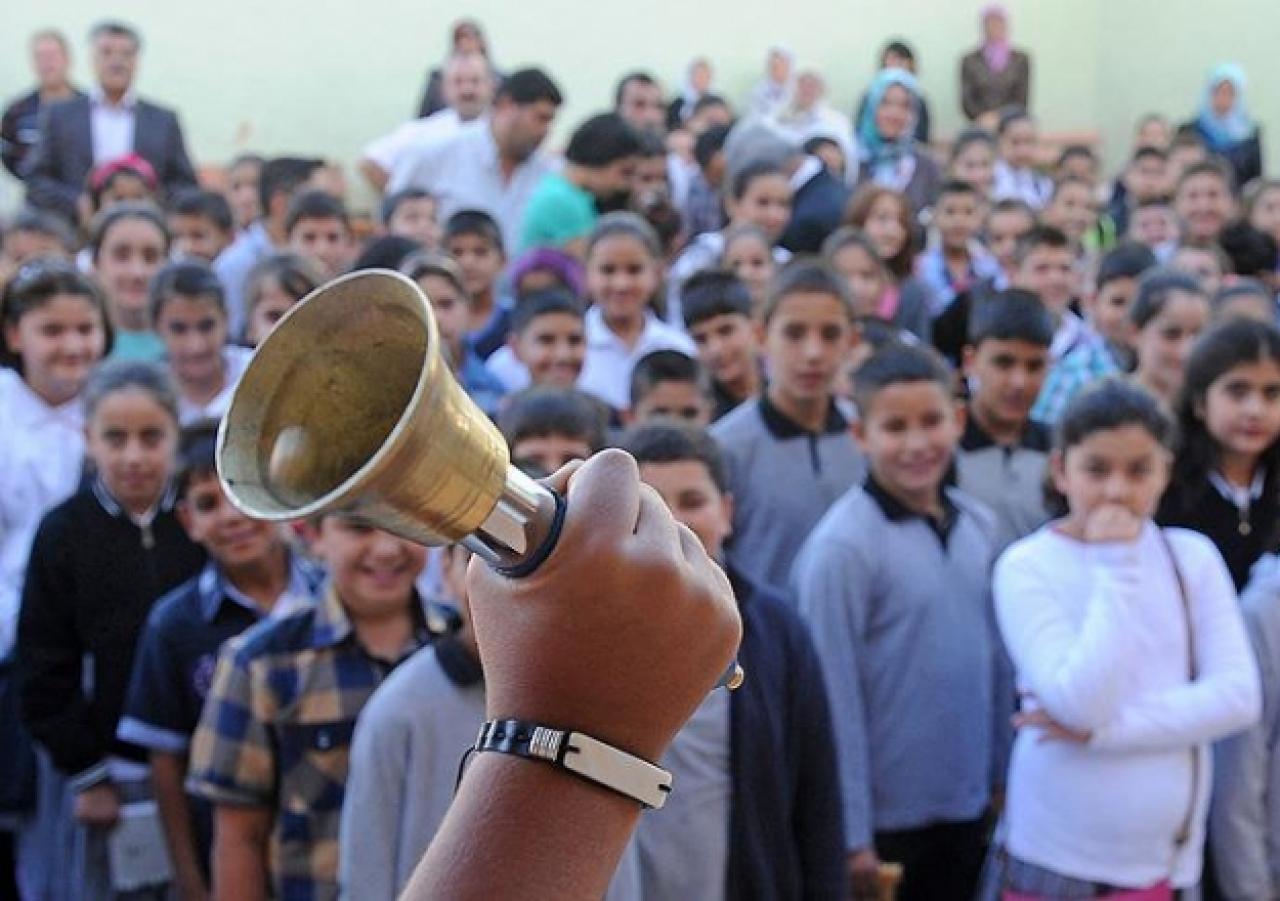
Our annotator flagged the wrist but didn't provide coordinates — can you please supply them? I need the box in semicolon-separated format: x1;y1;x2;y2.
474;718;672;810
485;696;672;764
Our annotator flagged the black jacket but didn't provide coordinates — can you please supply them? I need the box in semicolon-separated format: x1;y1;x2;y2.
17;481;205;783
780;162;850;255
22;93;197;222
1;88;86;178
727;569;848;900
1157;473;1280;592
1187;119;1263;193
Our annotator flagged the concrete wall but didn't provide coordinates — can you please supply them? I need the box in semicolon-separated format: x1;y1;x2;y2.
0;0;1272;214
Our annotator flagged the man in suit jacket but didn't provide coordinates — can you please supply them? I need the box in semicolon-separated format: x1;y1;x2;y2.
22;21;196;224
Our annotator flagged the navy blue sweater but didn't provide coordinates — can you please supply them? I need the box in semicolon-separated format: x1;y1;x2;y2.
727;569;848;900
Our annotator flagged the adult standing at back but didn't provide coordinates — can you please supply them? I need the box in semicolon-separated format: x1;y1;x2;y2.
855;70;941;216
520;114;643;258
1186;63;1263;190
388;69;563;253
23;21;197;226
416;19;495;118
959;4;1031;124
360;51;495;193
1;30;82;179
854;41;931;145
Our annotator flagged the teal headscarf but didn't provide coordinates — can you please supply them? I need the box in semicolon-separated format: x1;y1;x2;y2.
1197;62;1254;151
857;69;921;174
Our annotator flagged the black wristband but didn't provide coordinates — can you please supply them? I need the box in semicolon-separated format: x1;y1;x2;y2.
474;718;672;810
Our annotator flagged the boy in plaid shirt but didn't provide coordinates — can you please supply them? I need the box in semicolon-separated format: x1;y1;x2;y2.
186;514;445;900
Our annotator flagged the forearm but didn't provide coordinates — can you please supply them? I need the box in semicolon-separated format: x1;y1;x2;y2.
357;158;389;193
401;752;640;901
212;816;270;901
1091;676;1260;751
151;753;207;895
999;549;1145;729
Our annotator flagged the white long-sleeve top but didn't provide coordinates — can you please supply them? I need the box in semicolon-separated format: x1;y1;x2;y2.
994;523;1260;889
0;369;86;658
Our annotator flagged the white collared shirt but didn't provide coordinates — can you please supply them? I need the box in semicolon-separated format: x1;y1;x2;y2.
362;108;465;173
89;85;138;165
177;345;254;425
385;119;553;252
0;370;86;656
577;306;697;411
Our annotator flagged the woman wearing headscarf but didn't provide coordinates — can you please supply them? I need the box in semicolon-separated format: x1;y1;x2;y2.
855;69;941;215
959;4;1031;122
854;41;932;145
416;19;497;118
1188;63;1263;189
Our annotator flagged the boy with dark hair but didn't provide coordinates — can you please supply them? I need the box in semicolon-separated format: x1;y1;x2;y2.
917;178;1002;313
1054;144;1098;184
1012;224;1086;361
794;342;1004;901
1032;241;1158;423
626;349;711;426
681;269;762;420
684;123;732;239
186;512;443;899
621;421;847;899
1174;158;1237;245
117;423;319;899
1042;176;1102;251
168;188;235;263
444;209;511;358
497;386;608;477
520;113;642;256
285;190;354;279
1127;196;1178;259
487;288;587;391
380;188;440;250
957;291;1054;550
1108;145;1170;236
711;260;864;591
1219;220;1280;290
401;250;507;415
214;156;327;334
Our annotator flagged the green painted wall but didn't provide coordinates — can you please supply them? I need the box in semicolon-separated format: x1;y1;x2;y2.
0;0;1272;214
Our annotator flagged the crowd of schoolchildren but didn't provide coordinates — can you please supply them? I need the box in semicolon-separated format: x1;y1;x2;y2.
2;6;1280;901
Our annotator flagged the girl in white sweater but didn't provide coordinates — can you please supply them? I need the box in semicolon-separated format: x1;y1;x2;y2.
991;379;1260;899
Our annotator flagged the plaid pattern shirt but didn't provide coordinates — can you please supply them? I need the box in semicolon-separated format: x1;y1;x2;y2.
186;584;440;901
1031;337;1123;427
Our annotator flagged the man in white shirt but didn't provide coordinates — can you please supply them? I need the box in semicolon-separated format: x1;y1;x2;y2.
23;21;196;224
359;51;495;193
387;68;562;253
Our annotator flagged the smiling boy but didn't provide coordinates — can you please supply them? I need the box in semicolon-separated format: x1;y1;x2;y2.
186;513;442;900
794;343;1006;901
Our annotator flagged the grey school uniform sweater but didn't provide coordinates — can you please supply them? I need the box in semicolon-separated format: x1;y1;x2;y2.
711;395;865;593
793;477;1009;850
338;637;642;901
955;415;1052;553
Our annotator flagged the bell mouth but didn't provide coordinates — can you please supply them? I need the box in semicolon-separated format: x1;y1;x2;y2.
216;269;436;520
